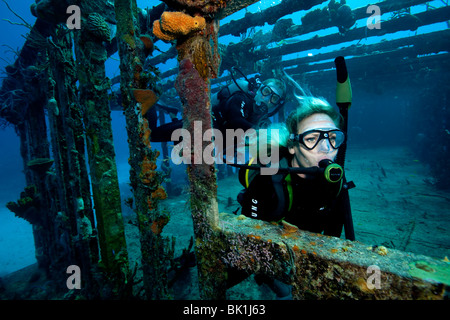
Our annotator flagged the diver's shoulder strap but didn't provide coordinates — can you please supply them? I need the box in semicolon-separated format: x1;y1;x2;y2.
285;173;293;212
263;157;292;220
238;157;259;188
239;157;293;220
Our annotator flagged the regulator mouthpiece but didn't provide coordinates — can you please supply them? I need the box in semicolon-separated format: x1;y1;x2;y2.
319;159;344;183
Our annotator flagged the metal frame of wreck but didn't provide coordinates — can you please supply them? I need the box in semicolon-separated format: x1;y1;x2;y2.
0;0;449;299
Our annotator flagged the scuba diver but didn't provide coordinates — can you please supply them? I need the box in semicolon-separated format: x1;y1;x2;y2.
230;57;355;299
147;67;287;142
238;96;354;236
212;68;286;132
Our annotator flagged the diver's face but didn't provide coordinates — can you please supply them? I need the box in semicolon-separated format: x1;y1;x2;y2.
254;84;282;114
289;113;339;170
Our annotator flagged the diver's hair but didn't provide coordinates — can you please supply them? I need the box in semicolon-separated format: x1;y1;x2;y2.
255;79;341;151
282;71;342;134
286;97;343;135
281;82;343;148
263;78;287;99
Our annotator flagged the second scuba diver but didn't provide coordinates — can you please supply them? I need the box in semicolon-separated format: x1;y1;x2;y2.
147;68;287;142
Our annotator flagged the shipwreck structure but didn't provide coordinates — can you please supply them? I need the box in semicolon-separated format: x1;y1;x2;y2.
0;0;449;299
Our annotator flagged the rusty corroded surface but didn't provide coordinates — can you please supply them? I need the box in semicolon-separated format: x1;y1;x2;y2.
162;0;233;16
219;213;450;299
115;0;173;299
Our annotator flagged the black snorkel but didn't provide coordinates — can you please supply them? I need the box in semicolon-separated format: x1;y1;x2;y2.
334;56;352;168
334;56;355;241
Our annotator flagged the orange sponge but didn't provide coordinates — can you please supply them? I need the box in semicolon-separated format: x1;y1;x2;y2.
153;11;206;42
152;19;175;42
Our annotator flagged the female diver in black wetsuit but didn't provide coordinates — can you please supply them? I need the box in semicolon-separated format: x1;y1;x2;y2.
237;57;354;240
238;99;354;238
231;57;355;299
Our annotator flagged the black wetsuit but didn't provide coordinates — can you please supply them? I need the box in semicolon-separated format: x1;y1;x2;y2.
228;156;354;291
212;91;263;132
239;155;353;239
148;91;264;142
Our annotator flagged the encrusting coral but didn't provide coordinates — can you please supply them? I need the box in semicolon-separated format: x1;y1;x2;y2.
139;34;154;55
150;215;169;235
6;185;41;225
152;11;206;42
86;13;111;42
27;158;54;175
132;89;158;115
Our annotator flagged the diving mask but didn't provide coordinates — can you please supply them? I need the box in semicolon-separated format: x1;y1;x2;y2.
290;129;345;151
260;85;283;106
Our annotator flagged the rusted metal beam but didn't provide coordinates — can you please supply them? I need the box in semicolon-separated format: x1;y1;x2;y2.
48;29;100;293
75;3;129;278
295;50;450;93
170;17;224;299
264;5;450;63
219;213;450;299
115;0;173;299
154;1;449;90
216;0;267;20
161;0;260;18
281;28;450;73
219;0;327;36
287;0;431;38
